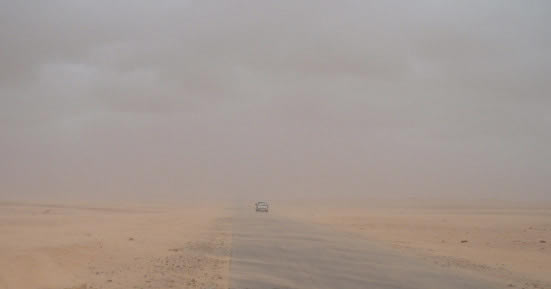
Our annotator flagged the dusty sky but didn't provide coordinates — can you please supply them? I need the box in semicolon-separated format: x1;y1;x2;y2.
1;1;550;202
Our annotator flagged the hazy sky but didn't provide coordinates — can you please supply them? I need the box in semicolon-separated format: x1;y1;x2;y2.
1;1;550;201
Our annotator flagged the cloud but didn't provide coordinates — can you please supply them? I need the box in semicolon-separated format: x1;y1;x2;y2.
1;1;550;201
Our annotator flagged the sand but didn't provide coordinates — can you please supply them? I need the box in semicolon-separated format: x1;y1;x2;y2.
0;202;231;289
2;199;550;289
278;199;551;288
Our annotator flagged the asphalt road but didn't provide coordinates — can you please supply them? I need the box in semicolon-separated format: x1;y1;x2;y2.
229;208;503;289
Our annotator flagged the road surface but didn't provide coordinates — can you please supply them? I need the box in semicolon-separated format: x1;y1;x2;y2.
229;208;503;289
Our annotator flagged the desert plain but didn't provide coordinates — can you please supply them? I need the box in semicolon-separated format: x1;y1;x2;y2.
0;202;232;289
1;199;550;289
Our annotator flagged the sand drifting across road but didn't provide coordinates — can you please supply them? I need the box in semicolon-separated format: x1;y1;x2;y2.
2;198;550;289
0;202;232;289
278;199;551;289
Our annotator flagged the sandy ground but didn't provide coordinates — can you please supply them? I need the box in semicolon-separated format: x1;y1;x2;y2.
0;202;232;289
2;199;550;289
278;199;551;289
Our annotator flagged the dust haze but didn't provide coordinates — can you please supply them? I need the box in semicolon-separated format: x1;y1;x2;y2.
1;1;550;202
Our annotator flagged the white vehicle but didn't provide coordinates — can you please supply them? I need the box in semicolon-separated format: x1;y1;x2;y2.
255;201;269;212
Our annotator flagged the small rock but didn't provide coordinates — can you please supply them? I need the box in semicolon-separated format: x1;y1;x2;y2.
539;240;546;243
128;237;134;241
460;240;469;243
